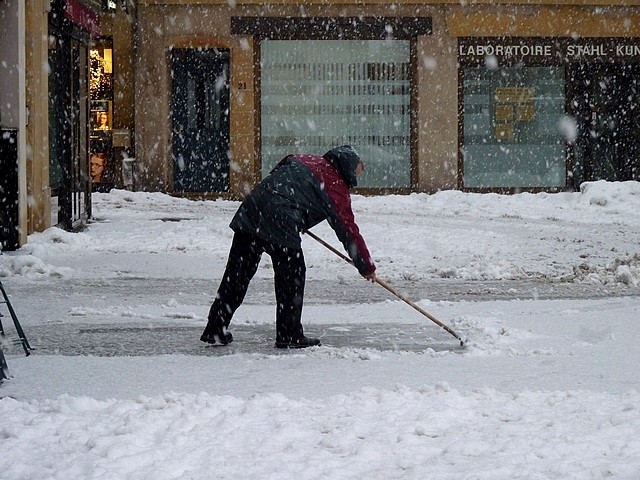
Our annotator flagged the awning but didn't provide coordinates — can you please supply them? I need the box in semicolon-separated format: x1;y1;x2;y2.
64;0;100;37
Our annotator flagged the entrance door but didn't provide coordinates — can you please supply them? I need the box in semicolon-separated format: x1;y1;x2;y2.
170;49;230;193
570;63;640;187
48;31;91;229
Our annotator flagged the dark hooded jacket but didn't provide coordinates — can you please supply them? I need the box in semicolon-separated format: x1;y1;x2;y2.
230;146;375;276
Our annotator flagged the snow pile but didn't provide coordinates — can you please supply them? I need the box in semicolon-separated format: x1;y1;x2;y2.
580;179;640;213
1;228;81;277
1;387;639;480
0;252;72;278
3;181;640;286
568;254;640;287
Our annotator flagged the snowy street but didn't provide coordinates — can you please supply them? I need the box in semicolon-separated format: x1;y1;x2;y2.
1;182;640;479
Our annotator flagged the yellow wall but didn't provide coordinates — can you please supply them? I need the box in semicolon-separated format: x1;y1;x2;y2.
25;0;51;236
447;6;640;37
133;1;640;195
16;0;640;245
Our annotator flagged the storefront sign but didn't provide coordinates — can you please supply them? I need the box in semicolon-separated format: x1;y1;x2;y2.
565;44;607;57
616;45;640;56
566;43;640;58
459;44;553;58
459;37;640;65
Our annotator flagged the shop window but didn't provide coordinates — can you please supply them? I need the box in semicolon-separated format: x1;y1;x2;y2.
89;39;114;190
461;66;566;189
261;39;411;188
458;38;571;190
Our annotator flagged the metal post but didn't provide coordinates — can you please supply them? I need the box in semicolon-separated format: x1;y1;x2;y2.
0;281;33;356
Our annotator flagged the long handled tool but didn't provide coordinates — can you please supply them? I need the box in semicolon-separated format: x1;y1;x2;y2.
0;281;32;356
306;230;465;347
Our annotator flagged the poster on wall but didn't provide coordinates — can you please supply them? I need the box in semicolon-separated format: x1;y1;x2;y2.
90;100;111;131
89;100;113;191
90;151;108;183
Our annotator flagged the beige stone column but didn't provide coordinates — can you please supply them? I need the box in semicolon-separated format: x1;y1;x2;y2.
25;0;52;234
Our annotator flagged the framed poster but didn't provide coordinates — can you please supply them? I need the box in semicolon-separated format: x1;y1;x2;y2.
90;100;112;131
90;151;108;183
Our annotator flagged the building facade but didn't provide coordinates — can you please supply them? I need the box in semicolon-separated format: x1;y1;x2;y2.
2;0;101;250
134;1;640;199
3;1;640;250
1;0;28;249
1;0;133;250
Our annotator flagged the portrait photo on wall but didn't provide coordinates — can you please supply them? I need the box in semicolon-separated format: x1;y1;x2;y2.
90;100;112;131
90;151;108;183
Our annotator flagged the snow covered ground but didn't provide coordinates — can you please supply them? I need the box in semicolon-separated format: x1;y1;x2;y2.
1;180;640;479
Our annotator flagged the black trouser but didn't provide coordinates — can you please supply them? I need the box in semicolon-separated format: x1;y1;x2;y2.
204;232;306;342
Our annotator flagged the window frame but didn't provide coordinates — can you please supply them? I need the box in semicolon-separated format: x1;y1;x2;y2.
457;37;571;193
232;16;432;194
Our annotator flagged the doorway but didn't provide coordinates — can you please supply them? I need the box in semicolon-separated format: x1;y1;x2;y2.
89;38;115;192
170;48;230;193
569;63;640;188
48;29;91;229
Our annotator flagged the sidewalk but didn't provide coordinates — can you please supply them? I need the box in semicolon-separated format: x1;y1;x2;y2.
1;275;636;359
18;322;462;357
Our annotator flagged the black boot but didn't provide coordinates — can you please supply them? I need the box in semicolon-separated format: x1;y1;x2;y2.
201;324;233;346
275;336;321;349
